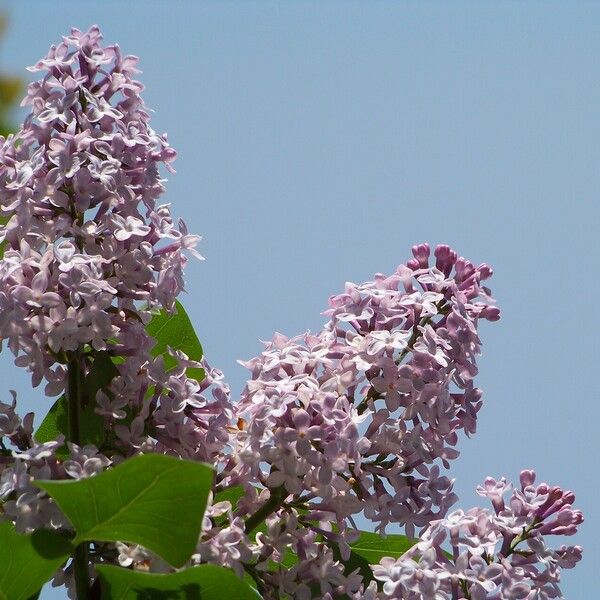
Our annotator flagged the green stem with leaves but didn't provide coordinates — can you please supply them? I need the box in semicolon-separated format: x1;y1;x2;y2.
244;486;288;534
67;351;90;600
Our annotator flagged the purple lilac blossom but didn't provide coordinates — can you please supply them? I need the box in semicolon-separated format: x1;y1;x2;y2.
205;242;502;597
0;26;232;591
0;25;197;396
372;471;583;599
0;26;583;600
0;24;232;473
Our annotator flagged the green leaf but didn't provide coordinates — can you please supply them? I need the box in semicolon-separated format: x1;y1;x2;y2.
349;531;416;564
146;300;204;381
331;544;373;586
330;531;416;588
35;351;118;452
0;521;74;600
214;485;246;508
33;396;71;450
84;351;120;404
96;564;259;600
213;486;270;539
37;453;213;568
0;214;10;260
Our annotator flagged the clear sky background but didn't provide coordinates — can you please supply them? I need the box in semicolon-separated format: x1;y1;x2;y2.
0;1;597;597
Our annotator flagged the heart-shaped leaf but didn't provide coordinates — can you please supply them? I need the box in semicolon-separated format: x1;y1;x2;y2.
146;300;204;381
96;564;260;599
37;453;213;568
0;521;74;600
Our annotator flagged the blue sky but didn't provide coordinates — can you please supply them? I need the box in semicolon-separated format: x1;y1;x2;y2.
1;2;597;597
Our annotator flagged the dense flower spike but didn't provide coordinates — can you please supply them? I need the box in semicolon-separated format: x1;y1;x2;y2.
211;242;504;596
0;26;583;600
233;242;498;518
0;25;199;397
0;24;230;546
373;471;583;599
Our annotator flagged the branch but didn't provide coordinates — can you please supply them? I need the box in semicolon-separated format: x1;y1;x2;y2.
244;487;288;534
67;351;90;600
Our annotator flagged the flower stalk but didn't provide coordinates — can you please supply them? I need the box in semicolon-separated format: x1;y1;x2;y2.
244;486;288;534
67;352;90;600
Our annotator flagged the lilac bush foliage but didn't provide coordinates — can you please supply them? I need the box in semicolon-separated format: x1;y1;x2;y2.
0;27;583;599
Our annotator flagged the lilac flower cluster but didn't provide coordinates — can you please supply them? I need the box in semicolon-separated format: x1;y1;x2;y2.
0;26;584;600
0;27;231;539
0;25;198;396
233;243;498;519
373;471;583;599
198;243;504;596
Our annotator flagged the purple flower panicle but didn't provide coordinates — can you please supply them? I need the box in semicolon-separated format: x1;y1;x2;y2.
0;25;231;559
0;25;199;396
373;471;583;599
0;26;583;600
